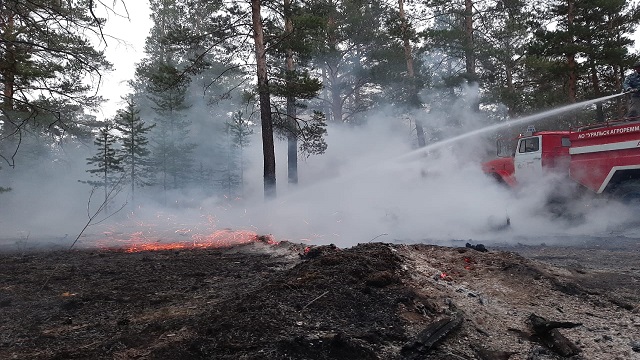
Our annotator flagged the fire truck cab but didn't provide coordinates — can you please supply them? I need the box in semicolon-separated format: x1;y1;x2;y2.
483;126;571;186
512;126;572;184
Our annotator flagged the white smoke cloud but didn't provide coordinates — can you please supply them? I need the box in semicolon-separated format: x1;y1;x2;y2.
0;144;103;245
1;91;638;251
204;107;638;248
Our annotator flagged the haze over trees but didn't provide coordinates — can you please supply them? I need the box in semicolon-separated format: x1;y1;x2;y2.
0;0;113;192
0;0;639;203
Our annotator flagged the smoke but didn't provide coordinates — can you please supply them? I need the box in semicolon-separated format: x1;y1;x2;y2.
0;143;99;245
1;91;638;252
238;129;630;247
1;0;626;253
201;101;638;247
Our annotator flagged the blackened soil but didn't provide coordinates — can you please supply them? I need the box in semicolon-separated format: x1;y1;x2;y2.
1;240;639;360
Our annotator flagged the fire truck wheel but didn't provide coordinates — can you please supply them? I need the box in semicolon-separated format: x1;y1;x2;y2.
612;181;640;206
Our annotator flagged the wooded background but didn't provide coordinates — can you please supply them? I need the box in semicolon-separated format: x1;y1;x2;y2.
0;0;638;201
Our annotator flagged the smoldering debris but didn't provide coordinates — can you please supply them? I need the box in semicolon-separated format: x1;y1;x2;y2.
0;240;638;359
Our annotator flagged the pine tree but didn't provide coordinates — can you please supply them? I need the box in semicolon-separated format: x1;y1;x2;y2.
150;106;196;193
528;0;640;124
398;0;426;146
136;0;196;195
0;0;111;163
306;0;393;123
476;0;536;117
251;0;277;198
114;96;156;205
364;0;428;145
269;0;327;184
219;110;253;197
572;0;640;120
418;0;486;119
81;123;124;205
136;0;326;198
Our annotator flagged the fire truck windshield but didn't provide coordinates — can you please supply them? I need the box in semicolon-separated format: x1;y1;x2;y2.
497;138;517;157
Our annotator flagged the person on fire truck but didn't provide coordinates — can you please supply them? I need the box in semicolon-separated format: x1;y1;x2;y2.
623;61;640;118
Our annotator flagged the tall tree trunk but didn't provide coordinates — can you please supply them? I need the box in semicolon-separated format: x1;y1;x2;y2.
615;64;625;118
464;0;475;78
329;66;343;122
567;58;577;103
130;138;135;206
566;0;576;103
1;8;16;138
325;14;343;123
284;0;298;184
399;0;425;147
251;0;276;199
464;0;479;111
505;62;516;116
589;61;603;121
321;67;332;121
102;134;109;205
1;9;14;111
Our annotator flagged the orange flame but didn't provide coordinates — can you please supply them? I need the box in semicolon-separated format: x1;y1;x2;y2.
95;228;276;253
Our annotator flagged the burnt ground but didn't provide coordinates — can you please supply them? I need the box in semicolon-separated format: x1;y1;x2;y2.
0;237;639;360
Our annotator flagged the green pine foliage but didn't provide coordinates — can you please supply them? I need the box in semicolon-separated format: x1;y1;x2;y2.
0;0;111;161
529;0;640;118
136;0;197;194
80;123;125;204
114;96;156;203
150;109;196;192
307;0;394;123
217;110;253;197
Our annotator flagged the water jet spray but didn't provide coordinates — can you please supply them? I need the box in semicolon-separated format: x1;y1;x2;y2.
400;92;629;161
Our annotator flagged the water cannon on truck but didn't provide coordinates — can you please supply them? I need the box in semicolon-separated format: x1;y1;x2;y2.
482;118;640;204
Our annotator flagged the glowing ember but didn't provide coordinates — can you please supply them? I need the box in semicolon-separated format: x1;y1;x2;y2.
94;228;276;252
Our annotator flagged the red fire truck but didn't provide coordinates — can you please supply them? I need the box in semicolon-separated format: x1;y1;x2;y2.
482;120;640;203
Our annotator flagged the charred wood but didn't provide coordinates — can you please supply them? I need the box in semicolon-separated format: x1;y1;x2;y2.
465;243;488;252
473;346;516;360
402;313;463;356
528;313;581;357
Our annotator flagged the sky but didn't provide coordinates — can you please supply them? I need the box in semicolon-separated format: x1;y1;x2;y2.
96;1;153;119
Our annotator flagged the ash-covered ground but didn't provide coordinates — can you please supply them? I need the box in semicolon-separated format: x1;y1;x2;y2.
0;236;639;360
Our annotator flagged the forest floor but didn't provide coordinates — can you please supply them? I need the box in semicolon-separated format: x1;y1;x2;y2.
0;234;639;360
